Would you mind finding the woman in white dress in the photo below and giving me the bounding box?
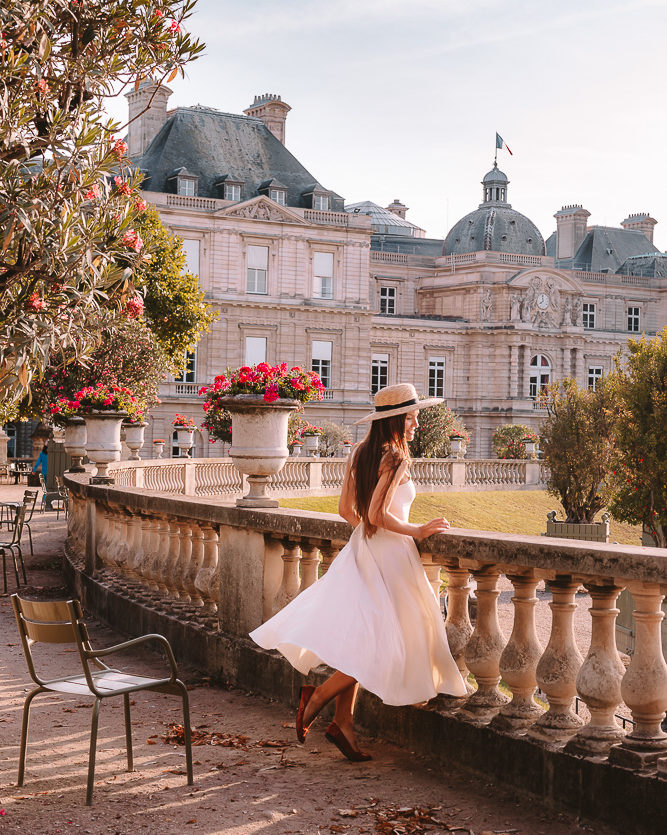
[250,383,467,761]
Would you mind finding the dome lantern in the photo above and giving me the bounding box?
[481,161,509,206]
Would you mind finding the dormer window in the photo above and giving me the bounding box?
[168,167,199,197]
[215,175,244,202]
[224,183,241,201]
[313,193,329,211]
[270,188,286,205]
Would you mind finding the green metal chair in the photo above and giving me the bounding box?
[1,505,26,593]
[11,595,194,805]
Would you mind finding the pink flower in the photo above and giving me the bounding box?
[198,386,208,397]
[169,19,181,31]
[27,292,46,312]
[256,362,270,374]
[114,176,132,196]
[124,296,144,319]
[121,229,143,252]
[84,183,100,200]
[264,383,279,403]
[36,78,48,94]
[112,139,128,160]
[290,378,305,391]
[134,198,147,212]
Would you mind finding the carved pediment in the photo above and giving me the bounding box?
[507,270,584,329]
[216,195,308,224]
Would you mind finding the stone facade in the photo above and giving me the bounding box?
[131,90,666,457]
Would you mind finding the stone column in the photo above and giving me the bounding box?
[609,583,667,768]
[123,514,143,583]
[165,520,184,599]
[196,524,220,620]
[420,551,443,602]
[509,344,518,398]
[528,577,584,743]
[492,573,544,732]
[443,562,475,694]
[299,541,320,591]
[273,539,301,615]
[319,542,340,574]
[185,523,205,607]
[462,568,510,720]
[566,583,626,756]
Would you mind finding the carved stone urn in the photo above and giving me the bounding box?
[449,435,467,459]
[123,421,147,461]
[83,412,127,484]
[303,433,320,456]
[216,395,299,507]
[63,417,87,473]
[175,428,195,457]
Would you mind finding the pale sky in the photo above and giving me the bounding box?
[108,0,667,249]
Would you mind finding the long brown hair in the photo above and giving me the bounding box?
[353,413,410,535]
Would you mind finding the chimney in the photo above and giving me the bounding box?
[244,93,291,144]
[553,204,590,261]
[125,80,172,158]
[621,213,657,244]
[386,198,408,219]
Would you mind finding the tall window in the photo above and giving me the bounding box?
[371,353,389,395]
[311,340,332,389]
[627,306,640,332]
[582,302,596,329]
[181,239,200,276]
[379,286,396,315]
[313,252,334,299]
[175,350,196,383]
[245,336,266,366]
[224,183,241,201]
[270,188,286,205]
[313,194,329,211]
[247,245,268,294]
[588,367,603,391]
[428,357,445,398]
[529,354,551,399]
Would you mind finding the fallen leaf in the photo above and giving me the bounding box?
[338,809,358,818]
[146,739,157,745]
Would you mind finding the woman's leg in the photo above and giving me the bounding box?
[303,670,356,727]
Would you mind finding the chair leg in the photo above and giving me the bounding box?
[10,545,20,588]
[86,698,102,806]
[1,548,7,595]
[123,693,133,772]
[16,543,27,584]
[25,522,33,556]
[18,688,43,786]
[177,681,194,785]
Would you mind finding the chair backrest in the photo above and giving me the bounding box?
[9,504,26,546]
[22,489,38,521]
[11,595,92,688]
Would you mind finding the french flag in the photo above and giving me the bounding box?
[496,132,513,155]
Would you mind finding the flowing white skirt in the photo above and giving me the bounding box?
[250,525,467,706]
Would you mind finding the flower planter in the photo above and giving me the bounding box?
[545,511,610,543]
[341,442,352,458]
[522,439,538,459]
[63,417,87,473]
[83,412,127,484]
[123,422,147,461]
[291,443,302,458]
[216,395,299,507]
[175,427,195,457]
[449,436,467,459]
[303,434,320,456]
[153,441,165,459]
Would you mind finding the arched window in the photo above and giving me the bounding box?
[529,354,551,399]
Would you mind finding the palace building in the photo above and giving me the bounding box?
[128,85,667,457]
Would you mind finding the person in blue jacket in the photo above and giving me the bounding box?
[32,444,48,480]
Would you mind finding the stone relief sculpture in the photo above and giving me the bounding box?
[480,289,493,321]
[509,293,521,322]
[561,295,572,326]
[225,198,300,223]
[572,297,582,326]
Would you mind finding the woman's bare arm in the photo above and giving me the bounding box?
[338,448,361,526]
[368,455,450,539]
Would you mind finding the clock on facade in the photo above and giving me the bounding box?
[537,292,549,309]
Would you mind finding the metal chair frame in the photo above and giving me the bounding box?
[1,505,26,593]
[1,489,38,555]
[11,595,194,805]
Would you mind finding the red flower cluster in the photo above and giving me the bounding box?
[124,296,144,319]
[134,197,147,212]
[172,414,196,429]
[84,183,100,200]
[49,383,142,426]
[27,292,46,312]
[122,229,143,252]
[112,139,128,160]
[114,176,132,196]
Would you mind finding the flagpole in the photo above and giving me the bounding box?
[494,133,498,164]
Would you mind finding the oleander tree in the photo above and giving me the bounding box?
[607,328,667,547]
[0,0,204,420]
[492,424,539,459]
[318,420,347,457]
[540,377,616,523]
[408,401,469,459]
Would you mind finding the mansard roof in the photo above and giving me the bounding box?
[572,226,659,273]
[136,105,344,209]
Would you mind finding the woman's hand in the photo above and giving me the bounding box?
[416,517,451,540]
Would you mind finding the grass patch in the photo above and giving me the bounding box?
[280,490,642,546]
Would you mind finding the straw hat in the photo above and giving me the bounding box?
[354,383,442,424]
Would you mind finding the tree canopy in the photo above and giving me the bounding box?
[0,0,203,413]
[492,424,539,459]
[408,401,469,459]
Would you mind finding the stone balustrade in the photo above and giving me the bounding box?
[110,456,545,497]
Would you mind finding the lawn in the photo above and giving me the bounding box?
[280,490,643,546]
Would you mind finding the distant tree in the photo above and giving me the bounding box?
[607,329,667,547]
[540,378,616,523]
[0,0,203,416]
[492,424,539,459]
[408,401,469,459]
[318,421,347,457]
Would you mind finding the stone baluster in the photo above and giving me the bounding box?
[566,582,626,756]
[609,583,667,769]
[443,561,475,694]
[164,520,185,599]
[319,542,340,574]
[273,539,301,615]
[492,572,544,732]
[95,506,112,570]
[299,540,320,591]
[135,514,155,590]
[124,514,143,582]
[185,523,205,607]
[528,577,584,743]
[112,510,131,576]
[146,517,170,596]
[195,524,219,619]
[462,568,510,720]
[420,550,443,602]
[176,521,193,602]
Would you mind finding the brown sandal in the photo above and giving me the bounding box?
[296,685,316,743]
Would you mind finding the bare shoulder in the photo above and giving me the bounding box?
[378,447,407,476]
